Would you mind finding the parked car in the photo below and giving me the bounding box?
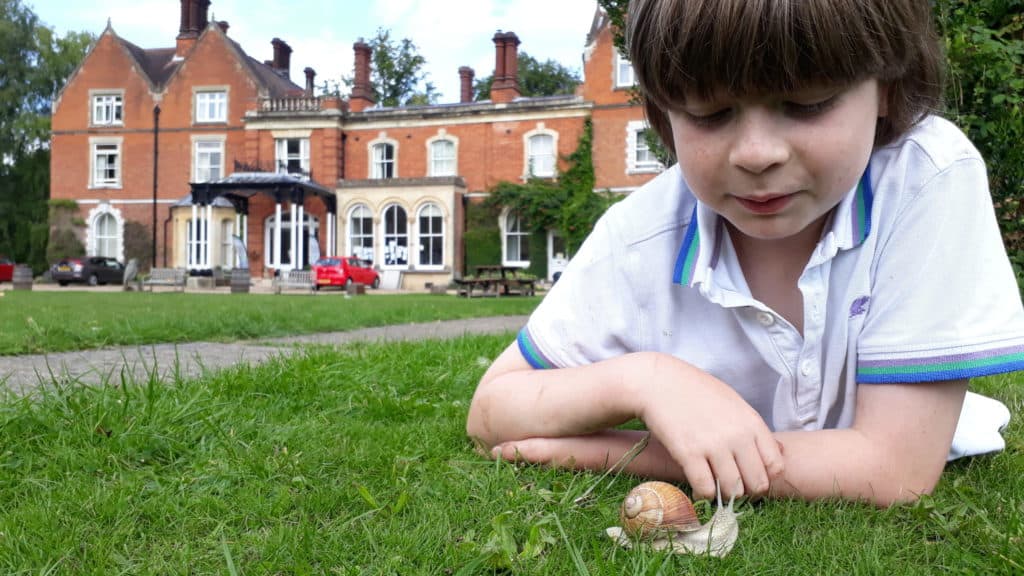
[312,256,380,290]
[0,257,13,282]
[51,256,125,286]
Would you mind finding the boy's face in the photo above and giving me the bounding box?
[667,79,886,242]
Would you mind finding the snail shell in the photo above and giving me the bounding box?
[620,481,701,538]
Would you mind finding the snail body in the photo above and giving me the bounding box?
[608,480,741,558]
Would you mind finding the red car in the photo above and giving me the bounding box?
[0,257,13,282]
[313,256,381,290]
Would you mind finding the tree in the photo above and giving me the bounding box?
[0,0,93,272]
[473,52,581,101]
[329,28,438,107]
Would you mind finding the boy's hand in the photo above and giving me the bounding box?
[638,354,784,500]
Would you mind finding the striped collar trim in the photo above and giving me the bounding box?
[672,165,874,287]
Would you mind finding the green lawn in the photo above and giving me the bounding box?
[0,293,1021,573]
[0,291,537,355]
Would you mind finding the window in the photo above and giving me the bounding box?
[348,205,374,262]
[527,134,555,178]
[95,213,118,258]
[615,53,635,88]
[417,203,444,268]
[372,143,395,179]
[429,139,456,176]
[92,94,123,126]
[626,120,663,174]
[382,204,408,267]
[193,140,224,182]
[195,91,227,123]
[504,211,529,265]
[91,141,121,187]
[276,138,310,177]
[220,219,234,267]
[186,219,208,268]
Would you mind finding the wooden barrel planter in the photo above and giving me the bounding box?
[12,265,32,291]
[230,268,251,294]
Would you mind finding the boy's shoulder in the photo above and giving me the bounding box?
[602,164,696,247]
[876,114,982,174]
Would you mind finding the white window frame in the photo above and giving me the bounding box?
[416,203,445,270]
[89,137,123,188]
[192,136,225,183]
[369,137,398,179]
[194,89,228,123]
[86,204,124,261]
[186,218,208,268]
[625,120,664,174]
[90,90,124,126]
[347,204,375,262]
[220,219,234,268]
[501,209,530,267]
[275,138,310,177]
[615,53,635,88]
[381,203,409,269]
[523,126,558,179]
[426,133,458,177]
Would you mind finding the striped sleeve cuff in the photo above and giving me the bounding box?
[517,327,556,369]
[857,344,1024,383]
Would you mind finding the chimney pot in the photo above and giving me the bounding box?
[490,31,521,103]
[271,38,293,80]
[350,40,375,111]
[304,67,316,96]
[458,66,475,103]
[218,20,229,34]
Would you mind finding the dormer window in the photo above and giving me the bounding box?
[91,92,123,126]
[615,53,635,88]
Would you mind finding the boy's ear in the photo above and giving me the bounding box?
[878,82,890,118]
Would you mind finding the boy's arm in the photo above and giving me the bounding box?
[466,341,784,499]
[768,379,967,506]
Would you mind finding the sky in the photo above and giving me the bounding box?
[27,0,602,103]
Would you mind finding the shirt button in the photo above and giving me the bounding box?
[757,312,775,326]
[800,360,814,376]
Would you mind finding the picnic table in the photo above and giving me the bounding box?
[455,265,536,298]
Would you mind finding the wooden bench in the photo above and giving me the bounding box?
[273,270,315,294]
[143,268,186,292]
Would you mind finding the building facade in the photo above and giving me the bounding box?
[49,0,662,288]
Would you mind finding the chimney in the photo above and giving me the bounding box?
[176,0,199,57]
[490,32,521,103]
[196,0,210,30]
[350,39,375,112]
[304,67,316,97]
[217,20,229,34]
[271,38,293,80]
[458,66,474,103]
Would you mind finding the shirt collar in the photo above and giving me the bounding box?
[672,164,874,287]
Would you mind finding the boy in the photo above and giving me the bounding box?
[466,0,1024,507]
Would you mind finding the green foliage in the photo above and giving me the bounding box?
[123,220,154,272]
[486,120,622,255]
[473,51,581,101]
[463,201,502,274]
[332,27,438,107]
[935,1,1024,283]
[46,200,84,265]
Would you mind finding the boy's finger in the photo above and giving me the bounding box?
[708,456,745,500]
[756,434,785,480]
[734,444,771,497]
[681,457,717,500]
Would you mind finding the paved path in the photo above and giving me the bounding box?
[0,316,529,396]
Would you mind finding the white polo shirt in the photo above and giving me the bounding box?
[518,115,1024,437]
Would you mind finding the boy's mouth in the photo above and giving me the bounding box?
[734,193,794,215]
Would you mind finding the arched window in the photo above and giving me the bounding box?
[429,139,456,176]
[95,213,118,258]
[526,133,555,177]
[348,204,375,262]
[417,203,444,268]
[503,211,529,266]
[372,143,395,179]
[382,204,408,267]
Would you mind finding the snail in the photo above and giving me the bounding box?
[605,479,741,558]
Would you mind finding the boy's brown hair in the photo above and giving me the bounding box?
[626,0,944,157]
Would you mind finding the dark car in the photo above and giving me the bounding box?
[51,256,125,286]
[0,257,13,282]
[312,256,381,290]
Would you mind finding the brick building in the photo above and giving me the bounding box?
[50,0,662,288]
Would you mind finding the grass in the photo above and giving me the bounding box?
[0,291,538,355]
[0,332,1021,574]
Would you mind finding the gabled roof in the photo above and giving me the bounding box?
[118,39,180,88]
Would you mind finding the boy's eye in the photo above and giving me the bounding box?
[783,95,838,118]
[682,108,733,128]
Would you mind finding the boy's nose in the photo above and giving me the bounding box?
[728,114,790,174]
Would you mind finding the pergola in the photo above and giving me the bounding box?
[188,172,337,273]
